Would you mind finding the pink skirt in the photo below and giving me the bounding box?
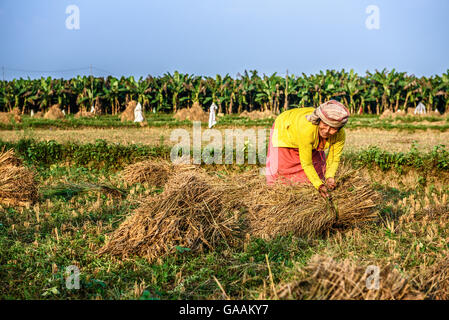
[265,123,326,185]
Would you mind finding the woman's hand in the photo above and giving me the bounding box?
[318,184,329,198]
[325,177,336,190]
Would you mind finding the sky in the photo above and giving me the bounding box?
[0,0,448,80]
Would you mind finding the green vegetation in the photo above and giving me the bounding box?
[348,144,449,172]
[1,139,448,173]
[1,69,448,115]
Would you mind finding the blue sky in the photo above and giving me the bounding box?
[0,0,448,80]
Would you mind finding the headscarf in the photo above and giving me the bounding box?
[306,100,350,128]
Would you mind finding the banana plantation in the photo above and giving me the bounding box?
[1,69,448,115]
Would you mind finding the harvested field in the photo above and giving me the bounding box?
[1,115,449,301]
[276,255,423,300]
[1,127,448,152]
[1,145,449,300]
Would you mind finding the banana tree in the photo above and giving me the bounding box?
[150,78,168,112]
[36,77,54,113]
[434,70,449,112]
[102,77,123,115]
[126,76,152,111]
[189,76,206,106]
[166,71,188,113]
[256,73,278,112]
[203,76,220,110]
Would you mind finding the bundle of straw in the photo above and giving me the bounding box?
[44,104,65,120]
[0,112,21,125]
[122,160,171,187]
[120,101,137,122]
[277,255,423,300]
[173,102,209,122]
[0,149,38,206]
[99,170,242,262]
[244,165,380,239]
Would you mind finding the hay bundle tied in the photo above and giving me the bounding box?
[277,255,423,300]
[245,166,380,239]
[120,100,137,122]
[0,149,38,206]
[0,112,11,125]
[44,104,65,120]
[99,170,242,262]
[122,160,171,187]
[122,159,198,187]
[174,102,209,122]
[0,111,22,124]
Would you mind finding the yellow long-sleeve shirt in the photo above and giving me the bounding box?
[271,107,346,189]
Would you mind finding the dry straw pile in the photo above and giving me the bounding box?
[0,108,22,125]
[44,104,65,120]
[120,100,138,122]
[120,100,147,126]
[99,170,242,262]
[33,111,44,118]
[121,159,198,187]
[243,165,380,239]
[0,149,38,207]
[276,255,423,300]
[174,102,209,122]
[75,110,95,118]
[122,160,172,187]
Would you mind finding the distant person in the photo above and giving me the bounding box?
[265,100,350,198]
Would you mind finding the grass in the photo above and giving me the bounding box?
[1,138,448,175]
[1,147,449,299]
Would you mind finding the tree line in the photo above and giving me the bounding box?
[0,69,448,115]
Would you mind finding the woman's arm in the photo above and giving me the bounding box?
[297,130,324,189]
[325,129,346,180]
